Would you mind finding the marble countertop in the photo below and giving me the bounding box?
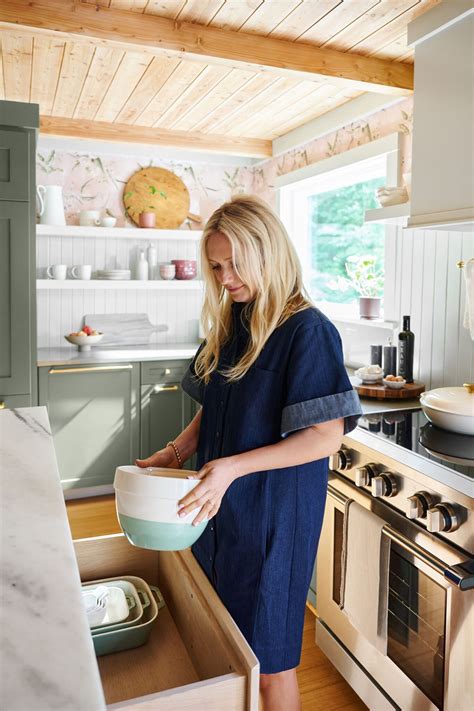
[0,407,106,710]
[37,342,201,366]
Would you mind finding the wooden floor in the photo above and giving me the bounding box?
[66,495,366,711]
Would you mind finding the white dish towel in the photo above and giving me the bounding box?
[463,259,474,340]
[339,500,391,654]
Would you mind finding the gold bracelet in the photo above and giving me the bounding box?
[166,440,183,468]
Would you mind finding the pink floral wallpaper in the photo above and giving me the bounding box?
[36,96,413,224]
[249,96,413,207]
[36,151,252,228]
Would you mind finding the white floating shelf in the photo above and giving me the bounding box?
[36,224,202,241]
[364,202,410,225]
[37,279,204,290]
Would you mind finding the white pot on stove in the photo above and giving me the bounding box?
[419,385,474,436]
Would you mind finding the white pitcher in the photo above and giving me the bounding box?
[36,185,66,226]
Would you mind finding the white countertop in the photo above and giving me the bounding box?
[37,342,201,366]
[0,407,106,710]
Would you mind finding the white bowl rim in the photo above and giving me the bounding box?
[420,398,474,417]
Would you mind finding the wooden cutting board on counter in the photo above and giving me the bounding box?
[355,381,425,400]
[84,314,168,346]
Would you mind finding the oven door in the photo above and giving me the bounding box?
[317,474,474,711]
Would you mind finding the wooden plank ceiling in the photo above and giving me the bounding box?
[0,0,440,156]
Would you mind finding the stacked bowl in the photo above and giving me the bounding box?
[171,259,197,280]
[114,465,208,551]
[81,576,165,656]
[376,186,409,207]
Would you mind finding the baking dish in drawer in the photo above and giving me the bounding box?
[74,534,259,710]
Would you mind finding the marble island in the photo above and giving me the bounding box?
[0,407,105,710]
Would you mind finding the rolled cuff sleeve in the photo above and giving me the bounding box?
[181,368,204,405]
[281,389,362,438]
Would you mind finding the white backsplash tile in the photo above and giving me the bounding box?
[36,234,202,347]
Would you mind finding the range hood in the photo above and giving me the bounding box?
[407,1,474,232]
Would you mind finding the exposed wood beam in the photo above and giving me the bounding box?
[39,115,272,158]
[0,0,413,95]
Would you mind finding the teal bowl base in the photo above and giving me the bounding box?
[118,514,207,551]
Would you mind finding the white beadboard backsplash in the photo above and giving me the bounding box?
[36,234,202,347]
[382,227,473,389]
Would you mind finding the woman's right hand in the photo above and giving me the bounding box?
[135,446,178,469]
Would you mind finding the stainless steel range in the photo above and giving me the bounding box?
[316,408,474,711]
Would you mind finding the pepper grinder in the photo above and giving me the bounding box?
[383,339,397,377]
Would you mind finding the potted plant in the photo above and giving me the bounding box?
[329,255,384,319]
[123,185,167,228]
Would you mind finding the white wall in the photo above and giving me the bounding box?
[36,234,202,348]
[384,225,473,389]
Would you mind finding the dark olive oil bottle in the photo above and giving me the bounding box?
[398,315,414,383]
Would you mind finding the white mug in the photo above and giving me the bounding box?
[47,264,67,280]
[79,210,101,226]
[71,265,92,280]
[100,216,117,228]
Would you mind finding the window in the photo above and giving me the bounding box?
[276,135,398,319]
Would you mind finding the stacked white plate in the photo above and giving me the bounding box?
[97,269,131,280]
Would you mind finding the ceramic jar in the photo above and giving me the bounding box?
[159,263,176,280]
[171,260,197,280]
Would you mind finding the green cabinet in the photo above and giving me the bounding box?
[38,363,140,490]
[0,101,39,410]
[0,202,32,396]
[0,127,30,200]
[140,359,196,470]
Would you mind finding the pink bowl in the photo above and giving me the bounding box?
[172,259,197,280]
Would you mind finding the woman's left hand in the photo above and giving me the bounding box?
[177,457,240,526]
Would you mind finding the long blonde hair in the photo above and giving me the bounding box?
[195,194,312,383]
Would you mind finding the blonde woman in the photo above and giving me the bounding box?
[136,195,362,711]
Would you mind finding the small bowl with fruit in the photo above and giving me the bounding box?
[65,325,103,351]
[383,374,407,389]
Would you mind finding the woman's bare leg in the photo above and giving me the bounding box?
[259,668,301,711]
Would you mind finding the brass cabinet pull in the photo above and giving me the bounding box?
[153,384,179,393]
[49,364,134,374]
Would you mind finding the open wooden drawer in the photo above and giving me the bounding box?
[74,534,259,710]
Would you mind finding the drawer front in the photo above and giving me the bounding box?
[73,536,259,710]
[141,359,190,385]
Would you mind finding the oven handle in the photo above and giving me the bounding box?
[328,485,474,591]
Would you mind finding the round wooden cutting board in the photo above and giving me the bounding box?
[355,381,425,400]
[123,167,190,229]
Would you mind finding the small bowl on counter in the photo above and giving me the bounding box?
[383,376,407,389]
[114,465,208,551]
[420,385,474,435]
[64,332,103,351]
[354,365,384,384]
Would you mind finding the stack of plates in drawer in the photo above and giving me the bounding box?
[96,270,131,280]
[81,576,165,656]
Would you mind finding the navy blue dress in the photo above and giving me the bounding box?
[182,303,361,674]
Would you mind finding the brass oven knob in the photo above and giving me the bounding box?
[427,504,460,533]
[329,448,353,472]
[406,491,435,519]
[371,473,398,498]
[355,464,377,487]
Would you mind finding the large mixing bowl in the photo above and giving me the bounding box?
[419,385,474,435]
[114,466,207,551]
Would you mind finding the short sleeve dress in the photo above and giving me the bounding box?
[182,303,362,674]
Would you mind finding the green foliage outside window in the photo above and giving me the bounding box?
[308,176,385,303]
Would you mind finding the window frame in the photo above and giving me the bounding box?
[276,133,402,323]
